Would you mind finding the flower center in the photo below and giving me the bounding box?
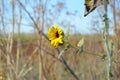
[56,31,59,38]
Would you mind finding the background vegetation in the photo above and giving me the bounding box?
[0,0,120,80]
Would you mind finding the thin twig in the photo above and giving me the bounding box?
[17,0,80,80]
[57,49,80,80]
[17,0,48,40]
[16,3,22,79]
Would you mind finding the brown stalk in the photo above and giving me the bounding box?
[17,0,80,80]
[1,0,5,33]
[16,3,22,78]
[6,0,15,80]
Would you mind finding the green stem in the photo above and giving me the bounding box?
[103,0,113,80]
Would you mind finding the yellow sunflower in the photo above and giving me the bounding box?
[48,24,64,47]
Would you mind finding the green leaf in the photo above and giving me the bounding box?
[58,43,70,59]
[101,54,107,60]
[76,38,84,54]
[76,46,84,55]
[65,27,70,40]
[77,38,84,47]
[109,72,113,77]
[108,40,114,53]
[58,50,65,59]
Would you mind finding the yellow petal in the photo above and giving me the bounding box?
[48,24,64,47]
[56,24,59,29]
[58,28,63,34]
[59,39,63,44]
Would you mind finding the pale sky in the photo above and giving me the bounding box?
[1,0,114,34]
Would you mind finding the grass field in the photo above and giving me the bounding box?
[1,33,120,80]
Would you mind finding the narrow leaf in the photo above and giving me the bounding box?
[77,38,84,47]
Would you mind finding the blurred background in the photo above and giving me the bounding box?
[0,0,120,80]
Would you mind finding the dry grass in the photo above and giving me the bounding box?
[0,0,120,80]
[1,33,120,80]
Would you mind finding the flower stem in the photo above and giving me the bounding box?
[103,0,113,80]
[57,49,80,80]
